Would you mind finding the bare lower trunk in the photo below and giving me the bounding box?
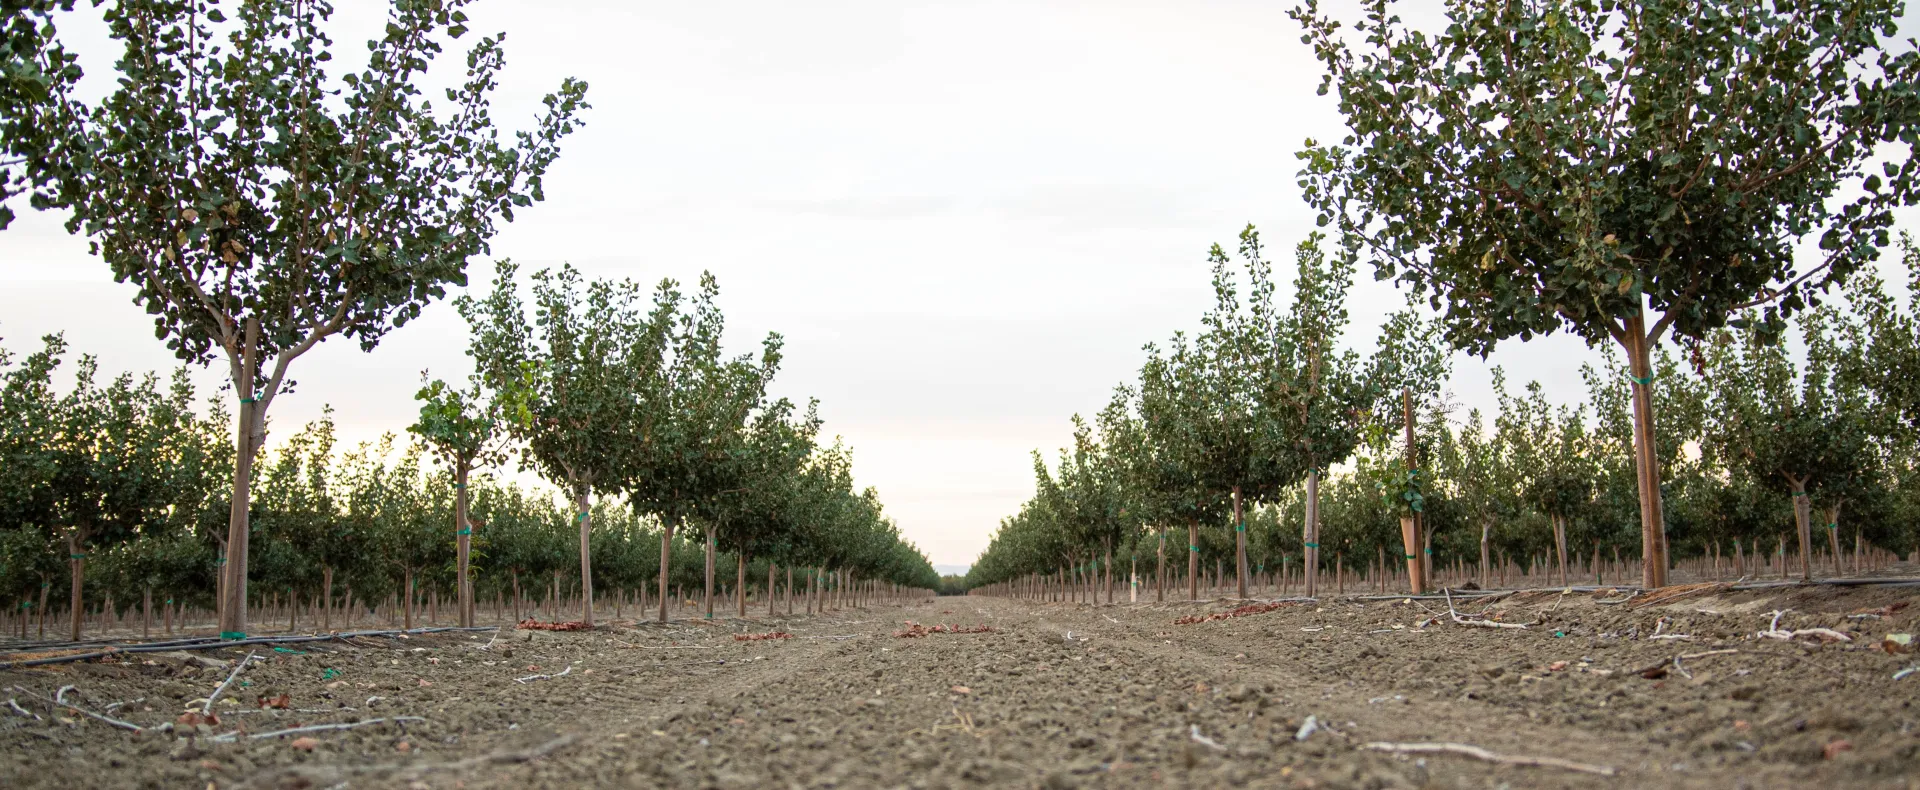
[1552,513,1570,589]
[1824,504,1843,577]
[575,489,595,627]
[657,521,674,623]
[221,319,261,638]
[1155,530,1166,603]
[1479,517,1492,589]
[1231,486,1248,599]
[404,568,416,630]
[1621,309,1668,588]
[66,531,86,641]
[456,465,473,627]
[1790,478,1812,581]
[703,526,716,620]
[1304,470,1322,597]
[1187,517,1200,600]
[1400,515,1420,594]
[738,552,748,618]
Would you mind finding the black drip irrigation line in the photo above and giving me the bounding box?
[1338,576,1920,602]
[0,625,499,670]
[0,634,234,656]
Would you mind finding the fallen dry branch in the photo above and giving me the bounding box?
[207,715,426,743]
[1173,601,1299,626]
[11,686,143,732]
[733,631,793,641]
[893,622,997,638]
[1443,589,1528,630]
[514,665,574,684]
[516,619,591,632]
[204,651,259,714]
[1361,741,1616,776]
[1188,723,1227,751]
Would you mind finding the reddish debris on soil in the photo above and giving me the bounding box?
[516,618,591,631]
[734,631,794,641]
[893,621,997,638]
[256,693,292,709]
[1174,601,1299,625]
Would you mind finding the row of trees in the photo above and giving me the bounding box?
[966,0,1920,595]
[1,316,940,639]
[966,228,1920,599]
[0,0,938,641]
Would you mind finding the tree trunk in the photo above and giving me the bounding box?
[1479,517,1492,589]
[1104,540,1115,604]
[1620,309,1668,588]
[1824,504,1843,577]
[1232,485,1248,599]
[703,525,716,620]
[786,566,794,615]
[456,464,473,627]
[768,561,777,617]
[1790,478,1813,581]
[1552,513,1570,589]
[141,586,152,639]
[658,520,674,623]
[321,565,334,631]
[1187,517,1200,600]
[221,317,261,638]
[1155,530,1166,603]
[738,552,748,618]
[574,488,594,627]
[66,530,86,641]
[1305,469,1322,597]
[404,567,416,630]
[1399,515,1421,595]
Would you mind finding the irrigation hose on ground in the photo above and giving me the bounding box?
[0,625,500,670]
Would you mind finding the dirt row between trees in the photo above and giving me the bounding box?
[1,581,1916,789]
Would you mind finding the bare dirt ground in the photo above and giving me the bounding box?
[2,581,1917,789]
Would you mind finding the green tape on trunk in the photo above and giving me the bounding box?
[457,528,471,535]
[220,631,247,640]
[1304,542,1319,549]
[1626,374,1653,386]
[1189,545,1199,552]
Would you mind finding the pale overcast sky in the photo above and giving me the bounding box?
[3,2,1914,570]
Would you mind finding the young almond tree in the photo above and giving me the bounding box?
[707,398,818,618]
[1135,338,1224,600]
[34,0,587,636]
[1706,310,1876,580]
[410,367,530,626]
[1194,226,1312,599]
[1502,383,1595,589]
[1296,0,1920,587]
[462,262,665,628]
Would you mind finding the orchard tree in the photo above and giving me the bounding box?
[1706,310,1876,580]
[410,366,530,626]
[1364,307,1451,592]
[463,262,669,627]
[1194,226,1309,599]
[34,0,587,636]
[1261,232,1375,596]
[1502,382,1595,589]
[1134,340,1223,600]
[1296,0,1920,587]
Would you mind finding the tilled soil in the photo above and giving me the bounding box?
[2,584,1918,789]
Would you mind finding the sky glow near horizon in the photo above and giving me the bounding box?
[3,1,1916,570]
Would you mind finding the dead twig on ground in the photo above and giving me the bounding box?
[1188,724,1227,751]
[1362,741,1615,775]
[205,651,258,714]
[207,715,425,743]
[514,665,573,684]
[1444,589,1528,630]
[11,686,143,732]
